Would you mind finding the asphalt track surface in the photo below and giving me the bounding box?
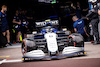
[0,42,100,67]
[0,58,100,67]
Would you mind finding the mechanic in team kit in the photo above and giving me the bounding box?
[21,13,29,39]
[72,16,89,41]
[0,5,11,46]
[12,10,21,43]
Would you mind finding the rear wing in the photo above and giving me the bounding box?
[35,20,59,27]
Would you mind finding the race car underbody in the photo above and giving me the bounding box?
[21,20,86,61]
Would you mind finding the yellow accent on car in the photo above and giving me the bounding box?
[45,19,50,22]
[57,31,60,33]
[84,52,86,54]
[22,58,24,60]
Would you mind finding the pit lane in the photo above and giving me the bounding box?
[0,42,100,67]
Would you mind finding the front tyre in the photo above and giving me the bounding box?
[21,39,27,62]
[22,42,26,55]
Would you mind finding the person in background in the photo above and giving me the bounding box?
[0,5,12,46]
[72,16,89,41]
[86,3,100,44]
[21,18,29,39]
[71,2,82,19]
[12,10,21,43]
[98,0,100,15]
[71,2,89,19]
[21,10,29,39]
[26,10,36,32]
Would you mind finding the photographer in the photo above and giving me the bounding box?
[86,1,100,44]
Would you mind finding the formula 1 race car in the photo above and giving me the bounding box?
[21,19,86,61]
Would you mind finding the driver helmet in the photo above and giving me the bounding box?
[45,23,52,27]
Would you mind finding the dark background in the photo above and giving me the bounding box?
[0,0,89,30]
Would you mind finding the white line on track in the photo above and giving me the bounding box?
[0,59,22,64]
[0,59,6,64]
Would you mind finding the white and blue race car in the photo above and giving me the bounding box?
[21,20,86,61]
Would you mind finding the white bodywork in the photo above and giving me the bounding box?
[62,47,84,54]
[24,50,45,57]
[45,33,58,52]
[24,33,84,58]
[24,47,84,58]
